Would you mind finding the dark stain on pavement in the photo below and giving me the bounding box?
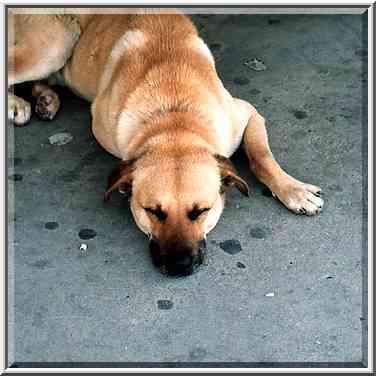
[249,227,266,239]
[292,109,308,119]
[233,76,250,86]
[249,88,261,96]
[79,228,97,240]
[355,48,367,58]
[236,261,246,269]
[45,221,59,230]
[9,173,23,181]
[157,300,173,310]
[219,239,242,255]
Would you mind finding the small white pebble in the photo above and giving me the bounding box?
[265,292,275,297]
[316,340,321,345]
[79,243,88,251]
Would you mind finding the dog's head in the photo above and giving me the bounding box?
[104,149,249,276]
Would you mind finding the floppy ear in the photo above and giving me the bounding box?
[215,154,250,197]
[104,159,137,202]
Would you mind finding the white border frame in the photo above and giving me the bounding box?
[0,0,373,373]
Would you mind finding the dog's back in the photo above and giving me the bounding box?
[63,13,201,101]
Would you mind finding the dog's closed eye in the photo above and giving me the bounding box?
[188,207,210,221]
[144,206,168,221]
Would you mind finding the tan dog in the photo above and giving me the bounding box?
[8,11,324,276]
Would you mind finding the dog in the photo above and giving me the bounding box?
[8,10,324,276]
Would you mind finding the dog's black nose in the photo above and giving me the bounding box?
[149,239,207,277]
[165,251,194,277]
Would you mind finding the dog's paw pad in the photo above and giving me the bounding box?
[35,91,60,121]
[8,97,31,126]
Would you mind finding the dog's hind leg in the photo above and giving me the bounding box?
[8,14,81,125]
[8,44,36,125]
[31,82,61,121]
[236,98,324,216]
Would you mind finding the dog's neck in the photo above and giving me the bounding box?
[122,110,219,160]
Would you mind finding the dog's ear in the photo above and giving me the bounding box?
[104,158,137,201]
[215,154,250,197]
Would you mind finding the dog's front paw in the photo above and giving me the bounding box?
[8,94,31,126]
[271,175,324,216]
[35,90,60,120]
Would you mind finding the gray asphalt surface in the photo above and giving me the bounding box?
[7,13,367,366]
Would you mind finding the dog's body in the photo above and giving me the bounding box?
[59,13,247,160]
[8,11,324,276]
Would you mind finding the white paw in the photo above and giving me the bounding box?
[272,177,324,216]
[8,94,31,126]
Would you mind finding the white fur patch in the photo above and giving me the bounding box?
[204,97,251,158]
[205,193,224,234]
[97,29,147,94]
[210,107,235,157]
[189,36,215,66]
[115,92,162,158]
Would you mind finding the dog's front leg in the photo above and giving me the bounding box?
[238,99,324,215]
[8,91,31,126]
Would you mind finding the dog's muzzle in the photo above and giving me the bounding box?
[149,239,206,277]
